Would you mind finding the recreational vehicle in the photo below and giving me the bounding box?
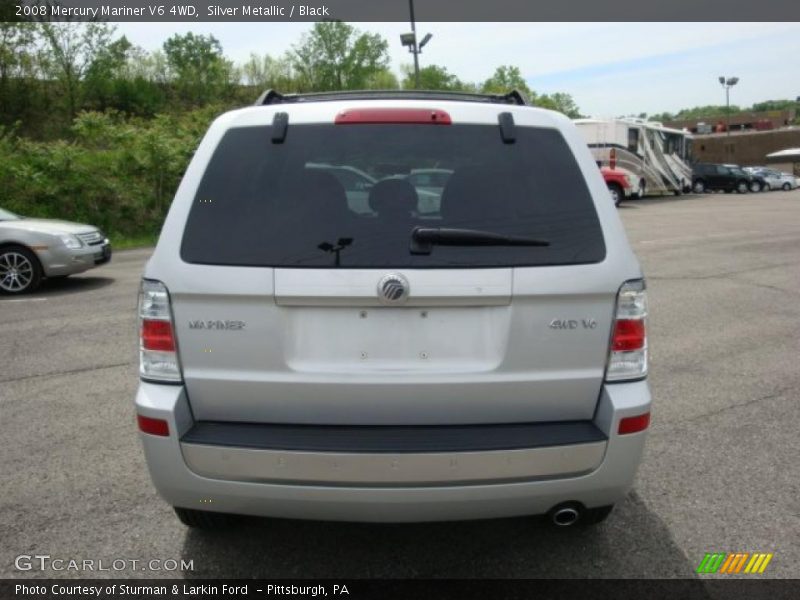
[575,118,693,197]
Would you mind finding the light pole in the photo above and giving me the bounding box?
[400,0,432,88]
[718,76,739,136]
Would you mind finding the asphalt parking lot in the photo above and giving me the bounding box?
[2,190,799,580]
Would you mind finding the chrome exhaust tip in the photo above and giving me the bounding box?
[549,503,582,527]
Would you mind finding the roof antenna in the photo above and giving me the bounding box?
[255,89,284,105]
[505,90,527,105]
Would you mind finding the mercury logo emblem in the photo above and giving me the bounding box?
[377,273,409,304]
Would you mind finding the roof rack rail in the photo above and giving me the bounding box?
[254,89,528,107]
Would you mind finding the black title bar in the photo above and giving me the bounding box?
[4,579,800,600]
[10,0,800,22]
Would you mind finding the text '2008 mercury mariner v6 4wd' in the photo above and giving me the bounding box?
[134,90,651,529]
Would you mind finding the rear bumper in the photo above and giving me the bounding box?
[135,381,651,522]
[180,420,607,486]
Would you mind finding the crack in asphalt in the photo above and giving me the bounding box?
[727,277,798,297]
[656,385,797,429]
[0,361,132,385]
[647,260,800,282]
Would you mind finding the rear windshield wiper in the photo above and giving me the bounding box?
[410,227,550,255]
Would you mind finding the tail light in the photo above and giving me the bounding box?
[138,279,182,383]
[618,413,650,435]
[606,280,647,382]
[137,414,170,437]
[609,147,617,170]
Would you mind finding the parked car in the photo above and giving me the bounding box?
[135,90,651,529]
[308,163,443,215]
[406,168,453,196]
[405,168,453,213]
[692,163,753,194]
[722,164,764,192]
[743,167,798,191]
[306,163,377,214]
[0,208,111,294]
[600,166,633,207]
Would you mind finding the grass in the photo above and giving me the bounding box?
[110,232,158,250]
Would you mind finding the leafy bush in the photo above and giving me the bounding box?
[0,106,224,240]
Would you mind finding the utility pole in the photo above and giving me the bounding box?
[718,76,739,137]
[400,0,432,89]
[409,0,420,89]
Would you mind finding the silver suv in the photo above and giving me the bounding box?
[135,91,651,529]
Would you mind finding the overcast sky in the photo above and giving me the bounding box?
[115,22,800,117]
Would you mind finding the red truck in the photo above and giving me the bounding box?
[600,166,632,207]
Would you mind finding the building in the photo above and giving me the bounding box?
[666,109,797,134]
[690,128,800,169]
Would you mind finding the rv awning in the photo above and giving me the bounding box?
[766,147,800,159]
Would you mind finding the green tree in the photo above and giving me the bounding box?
[751,99,798,113]
[83,36,132,110]
[241,52,297,91]
[481,65,533,99]
[673,105,741,120]
[163,32,234,104]
[0,23,37,125]
[129,49,171,86]
[401,64,465,91]
[650,111,674,122]
[541,92,582,118]
[481,66,581,117]
[39,22,116,120]
[364,68,399,90]
[290,21,389,91]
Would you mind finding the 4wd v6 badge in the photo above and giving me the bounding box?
[549,319,597,330]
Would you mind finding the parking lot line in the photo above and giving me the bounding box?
[0,297,47,303]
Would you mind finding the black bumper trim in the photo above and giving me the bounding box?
[181,420,607,454]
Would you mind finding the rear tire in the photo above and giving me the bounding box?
[750,181,762,193]
[737,181,748,194]
[692,179,706,194]
[174,507,236,529]
[607,183,623,207]
[783,183,792,191]
[0,245,43,294]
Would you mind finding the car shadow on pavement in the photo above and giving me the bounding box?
[180,490,701,579]
[31,276,115,296]
[628,194,715,207]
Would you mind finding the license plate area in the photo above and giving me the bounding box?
[283,306,510,373]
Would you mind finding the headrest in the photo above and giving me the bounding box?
[368,178,418,217]
[298,169,349,218]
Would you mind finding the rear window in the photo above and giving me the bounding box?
[181,122,606,268]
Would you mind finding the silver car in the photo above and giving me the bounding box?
[135,91,651,529]
[744,167,798,191]
[0,208,111,294]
